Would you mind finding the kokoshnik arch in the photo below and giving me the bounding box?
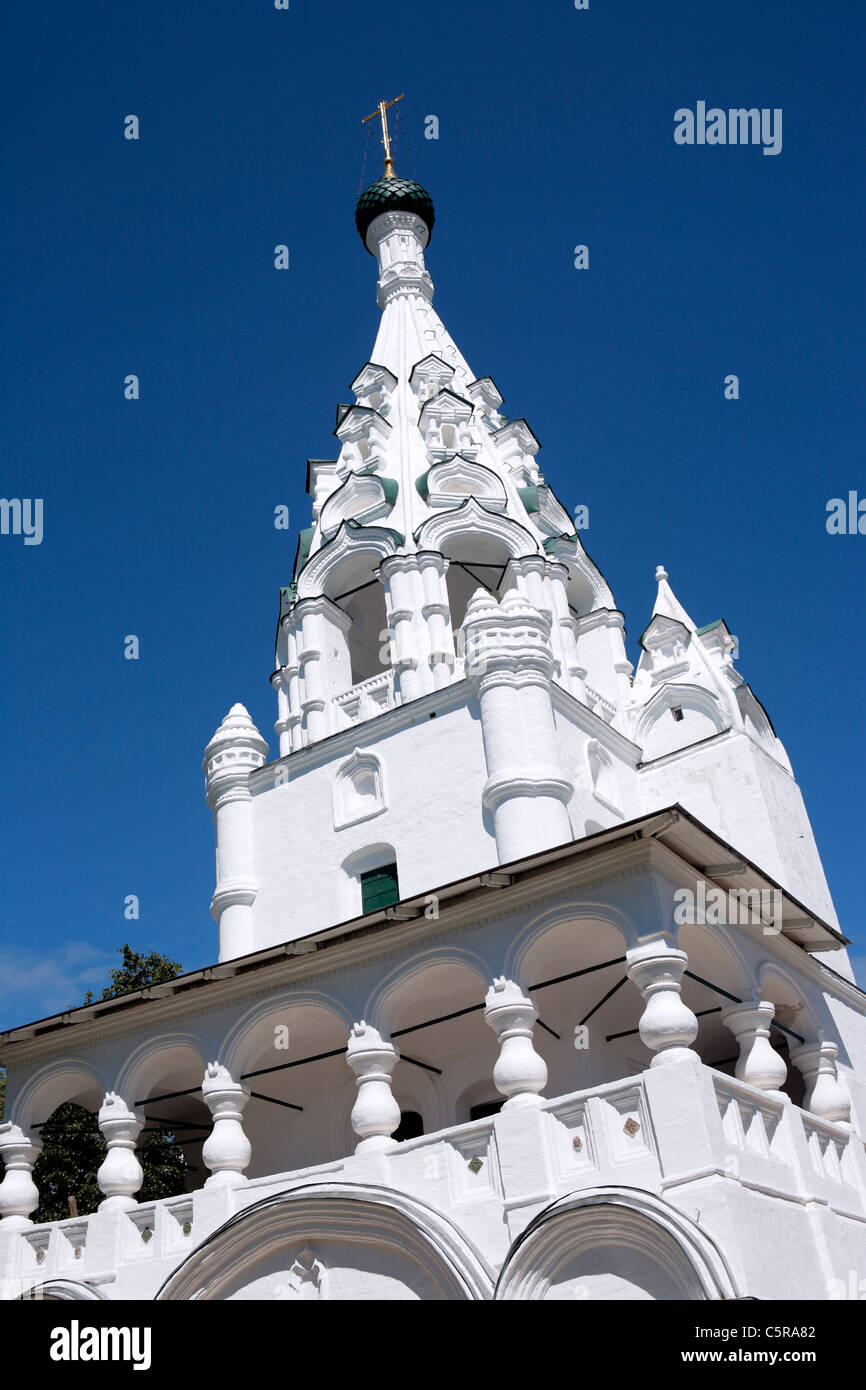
[1,102,865,1303]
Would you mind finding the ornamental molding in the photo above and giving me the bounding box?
[482,770,573,811]
[415,497,540,558]
[295,521,402,601]
[366,209,431,248]
[155,1182,494,1301]
[319,471,396,539]
[422,456,507,512]
[572,606,626,635]
[494,1187,740,1300]
[332,748,387,832]
[634,682,728,747]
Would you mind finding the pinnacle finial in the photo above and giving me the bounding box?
[362,94,404,178]
[655,565,669,583]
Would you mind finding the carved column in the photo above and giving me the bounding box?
[545,560,586,698]
[96,1093,144,1211]
[346,1022,401,1152]
[418,551,455,688]
[381,555,428,703]
[626,943,700,1067]
[573,607,633,707]
[720,1001,788,1100]
[0,1123,42,1230]
[790,1040,851,1125]
[201,1062,252,1187]
[273,629,303,757]
[484,976,548,1106]
[285,626,303,751]
[296,596,352,743]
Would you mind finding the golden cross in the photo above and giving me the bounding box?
[362,94,404,178]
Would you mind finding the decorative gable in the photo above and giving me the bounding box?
[636,683,729,762]
[492,419,541,480]
[334,405,392,475]
[417,388,477,460]
[417,456,507,511]
[409,353,456,403]
[351,362,398,417]
[519,483,574,537]
[319,472,398,539]
[465,376,505,424]
[639,615,692,682]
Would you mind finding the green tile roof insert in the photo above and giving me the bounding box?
[518,485,541,514]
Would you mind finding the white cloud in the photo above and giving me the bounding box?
[0,940,117,1028]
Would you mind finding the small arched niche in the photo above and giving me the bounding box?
[587,739,622,815]
[333,750,386,831]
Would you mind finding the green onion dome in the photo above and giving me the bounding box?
[355,177,435,251]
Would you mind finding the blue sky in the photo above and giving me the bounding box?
[2,0,864,1026]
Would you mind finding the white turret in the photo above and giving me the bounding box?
[203,704,268,960]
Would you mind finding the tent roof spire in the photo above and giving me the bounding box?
[652,564,697,631]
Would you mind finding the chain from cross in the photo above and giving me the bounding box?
[362,94,404,178]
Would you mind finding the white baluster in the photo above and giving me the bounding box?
[626,943,699,1067]
[201,1062,252,1187]
[346,1022,400,1151]
[96,1092,144,1210]
[0,1123,42,1230]
[790,1040,851,1125]
[484,977,548,1106]
[721,1001,788,1099]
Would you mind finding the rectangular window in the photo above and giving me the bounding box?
[360,862,399,914]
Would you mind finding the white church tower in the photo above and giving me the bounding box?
[204,119,845,975]
[2,106,864,1303]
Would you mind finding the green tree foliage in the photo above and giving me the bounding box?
[82,942,183,1004]
[34,1103,105,1222]
[3,946,189,1221]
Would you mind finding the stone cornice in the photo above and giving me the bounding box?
[573,607,627,636]
[550,681,641,764]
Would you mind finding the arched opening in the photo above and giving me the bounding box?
[496,1190,737,1300]
[394,1110,424,1142]
[373,956,493,1131]
[511,913,632,1095]
[759,971,812,1107]
[127,1050,210,1197]
[8,1067,104,1224]
[156,1185,494,1301]
[676,924,753,1077]
[342,582,389,687]
[470,1099,503,1122]
[228,1000,353,1175]
[32,1102,105,1223]
[442,534,514,644]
